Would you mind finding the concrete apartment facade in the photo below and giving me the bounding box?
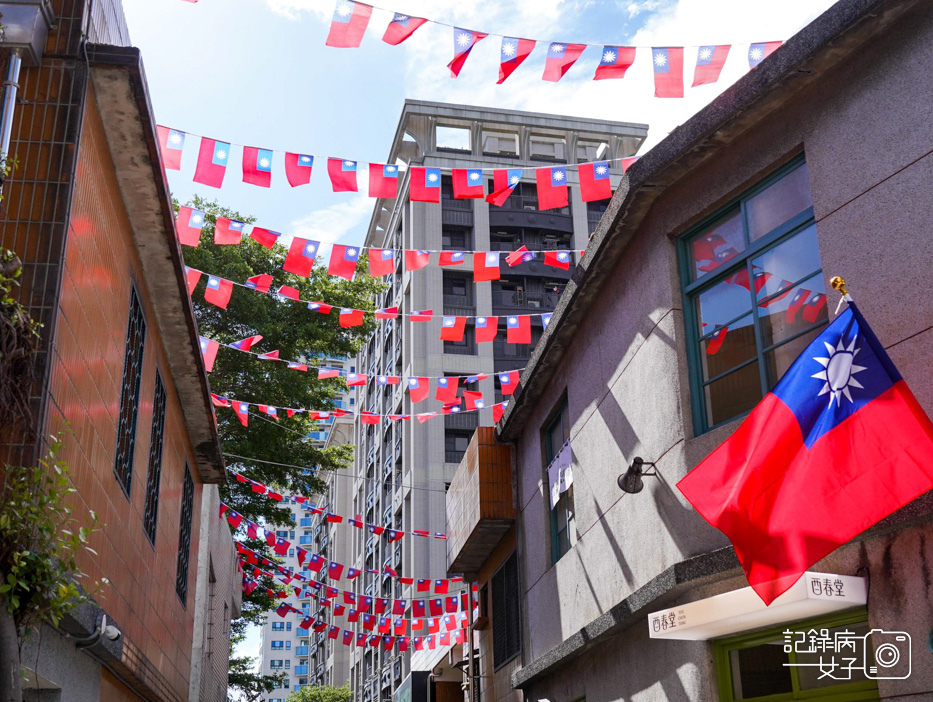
[490,1,933,702]
[342,102,647,702]
[0,2,240,697]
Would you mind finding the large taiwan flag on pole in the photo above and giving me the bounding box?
[678,301,933,605]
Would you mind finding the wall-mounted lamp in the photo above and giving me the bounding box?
[618,457,658,494]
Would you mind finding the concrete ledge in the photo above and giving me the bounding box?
[511,548,741,690]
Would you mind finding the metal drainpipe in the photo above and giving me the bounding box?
[0,48,23,182]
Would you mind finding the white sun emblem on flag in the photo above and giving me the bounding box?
[169,132,182,145]
[336,3,352,17]
[553,170,565,181]
[300,155,311,163]
[502,42,516,57]
[509,317,517,324]
[387,166,396,172]
[749,47,763,61]
[654,52,667,67]
[259,157,270,168]
[595,165,608,175]
[215,148,227,161]
[811,337,867,407]
[344,160,355,167]
[602,50,616,63]
[469,171,480,181]
[509,175,520,184]
[348,248,357,256]
[551,43,565,53]
[477,317,486,324]
[427,172,438,182]
[457,32,472,48]
[558,252,568,260]
[699,47,712,61]
[395,14,408,21]
[191,214,203,224]
[444,319,454,326]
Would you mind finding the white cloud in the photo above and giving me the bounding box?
[626,1,663,19]
[286,195,374,247]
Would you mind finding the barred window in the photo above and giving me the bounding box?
[114,288,146,496]
[143,372,167,545]
[175,464,194,605]
[491,552,521,669]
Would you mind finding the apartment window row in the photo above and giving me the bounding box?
[436,123,608,163]
[540,157,823,567]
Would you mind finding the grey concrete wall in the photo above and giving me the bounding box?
[20,623,102,701]
[511,3,933,701]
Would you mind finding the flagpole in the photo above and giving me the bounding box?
[830,276,853,314]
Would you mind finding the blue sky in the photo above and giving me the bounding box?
[122,0,836,683]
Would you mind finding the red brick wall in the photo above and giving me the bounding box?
[42,83,203,700]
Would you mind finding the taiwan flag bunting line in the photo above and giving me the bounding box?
[224,499,453,558]
[498,37,535,83]
[543,42,586,82]
[325,0,372,48]
[448,28,486,78]
[156,126,185,170]
[186,265,555,330]
[196,327,527,382]
[382,12,428,45]
[678,300,933,605]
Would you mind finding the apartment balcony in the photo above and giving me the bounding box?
[488,196,572,230]
[295,665,309,676]
[296,646,309,656]
[491,289,562,313]
[443,294,475,317]
[444,412,478,432]
[504,256,575,281]
[446,427,515,573]
[300,518,313,527]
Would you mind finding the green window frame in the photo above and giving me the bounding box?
[713,610,879,702]
[543,400,575,564]
[679,157,827,435]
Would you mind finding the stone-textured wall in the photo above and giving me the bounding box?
[513,2,933,700]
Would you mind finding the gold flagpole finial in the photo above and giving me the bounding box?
[830,276,849,297]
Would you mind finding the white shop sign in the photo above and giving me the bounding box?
[648,572,867,641]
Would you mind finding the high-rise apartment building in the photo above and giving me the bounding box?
[258,357,354,701]
[337,101,648,702]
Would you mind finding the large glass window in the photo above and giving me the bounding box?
[544,401,575,563]
[713,611,879,701]
[681,160,825,433]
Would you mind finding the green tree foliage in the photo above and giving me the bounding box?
[180,197,384,699]
[287,683,353,702]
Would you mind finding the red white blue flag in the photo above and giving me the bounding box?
[473,251,500,282]
[475,316,498,343]
[652,47,684,98]
[327,158,358,192]
[369,163,400,198]
[536,166,568,210]
[214,217,245,245]
[748,41,782,68]
[579,161,612,202]
[368,248,396,277]
[193,137,230,188]
[410,167,441,202]
[284,153,314,187]
[382,12,427,45]
[487,169,523,207]
[692,45,730,86]
[678,304,933,604]
[199,337,219,372]
[283,237,319,277]
[157,126,185,170]
[593,46,636,80]
[326,1,372,48]
[498,37,535,84]
[328,244,360,280]
[543,42,586,82]
[448,28,487,78]
[242,146,273,187]
[175,206,204,247]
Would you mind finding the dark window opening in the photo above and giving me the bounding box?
[492,552,521,668]
[176,464,195,605]
[143,371,167,545]
[114,288,146,497]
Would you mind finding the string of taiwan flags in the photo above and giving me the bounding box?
[161,125,635,203]
[177,0,783,98]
